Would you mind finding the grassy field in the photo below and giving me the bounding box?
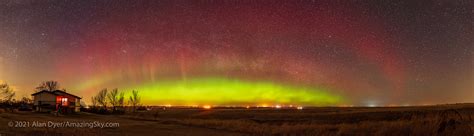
[1,104,473,136]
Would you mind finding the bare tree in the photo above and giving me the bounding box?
[107,88,119,112]
[0,83,15,101]
[20,96,33,104]
[0,83,15,112]
[118,91,125,110]
[91,96,98,108]
[96,88,108,109]
[129,90,141,112]
[35,81,60,92]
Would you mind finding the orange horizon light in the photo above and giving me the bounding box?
[203,105,212,109]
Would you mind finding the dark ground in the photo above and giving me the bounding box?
[1,104,473,136]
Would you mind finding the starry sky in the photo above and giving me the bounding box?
[0,0,472,106]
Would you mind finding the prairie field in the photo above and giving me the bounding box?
[0,104,473,136]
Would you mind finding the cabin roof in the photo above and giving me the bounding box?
[31,90,82,99]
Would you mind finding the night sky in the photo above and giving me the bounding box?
[0,0,472,106]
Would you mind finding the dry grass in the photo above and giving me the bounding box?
[1,104,473,135]
[128,104,474,135]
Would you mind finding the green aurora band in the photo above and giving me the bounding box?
[127,77,344,106]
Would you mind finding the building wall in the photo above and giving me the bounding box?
[54,92,81,112]
[33,91,82,112]
[56,95,76,106]
[75,98,81,112]
[33,92,56,106]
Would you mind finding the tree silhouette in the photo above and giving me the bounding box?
[0,83,16,112]
[20,96,33,104]
[106,88,126,113]
[35,81,60,92]
[91,96,98,108]
[118,91,125,110]
[96,88,108,109]
[107,88,119,112]
[129,90,141,112]
[0,83,15,101]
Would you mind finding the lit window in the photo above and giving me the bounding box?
[61,98,68,106]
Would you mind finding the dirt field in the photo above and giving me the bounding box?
[1,104,473,136]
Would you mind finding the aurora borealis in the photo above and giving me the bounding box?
[0,0,472,106]
[129,77,342,106]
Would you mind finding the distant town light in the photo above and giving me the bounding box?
[275,105,282,109]
[366,100,378,107]
[203,105,212,109]
[297,106,303,110]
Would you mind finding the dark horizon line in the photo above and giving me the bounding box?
[86,103,474,108]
